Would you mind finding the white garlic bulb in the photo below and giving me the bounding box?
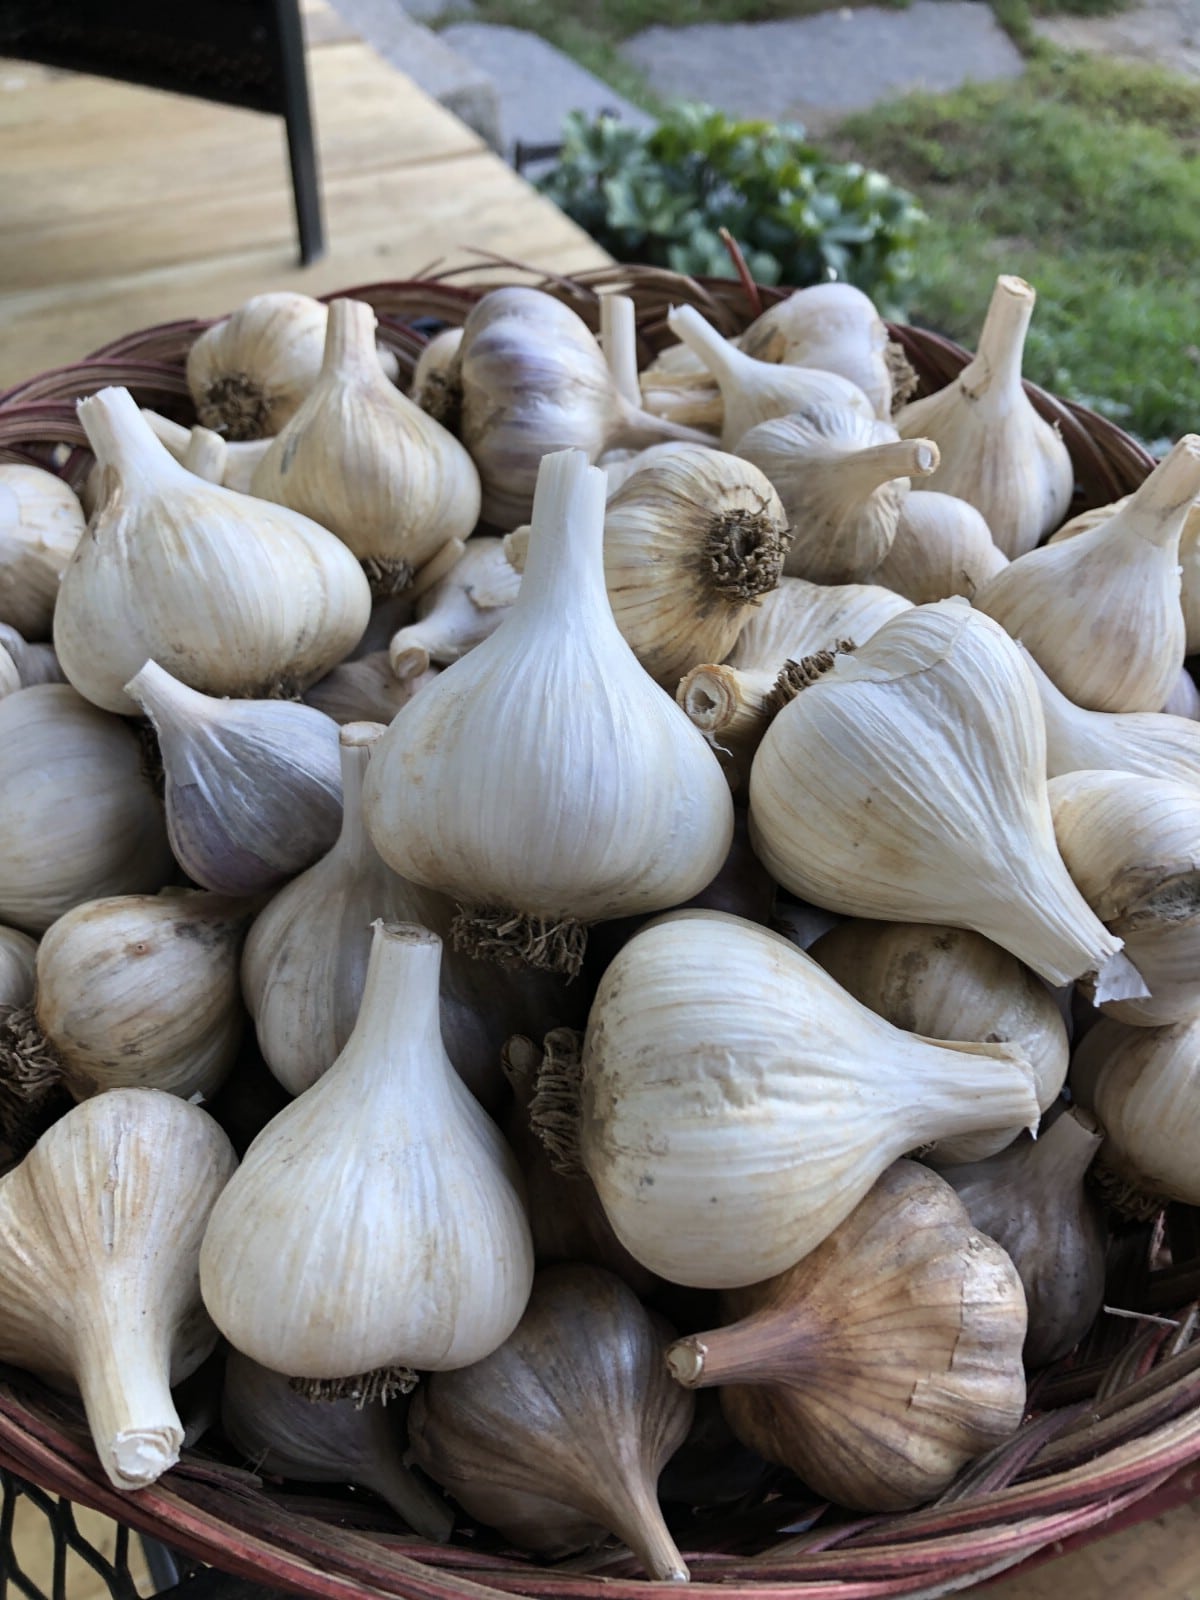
[388,537,520,680]
[737,406,939,582]
[1164,667,1200,720]
[895,276,1074,557]
[410,326,464,418]
[739,282,893,418]
[125,660,342,897]
[0,926,36,1011]
[0,641,18,700]
[252,300,482,596]
[577,910,1039,1288]
[0,624,64,689]
[0,463,85,640]
[874,490,1008,603]
[976,435,1200,713]
[304,651,440,726]
[363,449,733,977]
[749,600,1144,999]
[200,922,534,1379]
[55,388,371,715]
[0,684,173,935]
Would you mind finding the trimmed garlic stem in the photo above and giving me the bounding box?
[1041,1104,1105,1181]
[666,1312,816,1391]
[1116,435,1200,549]
[677,664,775,742]
[183,426,228,484]
[322,299,378,380]
[961,275,1035,403]
[604,1481,689,1583]
[667,304,746,393]
[76,1319,182,1489]
[821,438,939,501]
[125,657,210,725]
[78,387,182,484]
[334,721,385,857]
[601,295,641,408]
[511,449,609,623]
[390,630,436,680]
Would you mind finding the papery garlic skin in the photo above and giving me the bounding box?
[0,624,65,689]
[55,388,370,716]
[126,660,343,898]
[895,276,1074,557]
[0,1088,236,1489]
[730,575,911,677]
[580,910,1040,1289]
[1082,1015,1200,1210]
[389,537,520,679]
[0,926,36,1010]
[304,652,439,725]
[201,923,534,1378]
[1163,668,1200,721]
[874,490,1008,603]
[0,464,85,640]
[0,684,173,935]
[811,921,1068,1163]
[411,326,464,419]
[976,436,1200,713]
[138,409,272,495]
[749,599,1139,998]
[739,283,893,419]
[666,1161,1027,1511]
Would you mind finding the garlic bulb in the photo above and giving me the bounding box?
[0,641,18,700]
[409,1265,692,1579]
[411,326,464,423]
[0,463,85,639]
[895,276,1074,557]
[667,304,874,449]
[976,436,1200,713]
[456,288,708,529]
[56,388,370,715]
[1077,1016,1200,1213]
[0,1088,235,1488]
[388,537,520,679]
[874,490,1008,603]
[738,407,938,583]
[0,927,35,1010]
[221,1351,453,1539]
[599,440,698,496]
[665,1160,1026,1510]
[811,921,1069,1163]
[126,660,342,897]
[0,624,64,688]
[576,909,1039,1289]
[1164,668,1200,720]
[942,1107,1107,1367]
[637,347,724,435]
[1049,768,1200,1025]
[187,293,330,438]
[2,891,248,1103]
[304,652,439,725]
[739,282,893,419]
[252,300,481,595]
[363,450,733,978]
[0,684,172,935]
[749,600,1143,999]
[1025,647,1200,788]
[200,922,534,1380]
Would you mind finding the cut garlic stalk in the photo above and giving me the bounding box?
[388,537,520,680]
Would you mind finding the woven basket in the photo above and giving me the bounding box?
[0,262,1196,1600]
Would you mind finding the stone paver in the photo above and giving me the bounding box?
[620,0,1024,131]
[1034,0,1200,76]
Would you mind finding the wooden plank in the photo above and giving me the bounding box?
[973,1498,1200,1596]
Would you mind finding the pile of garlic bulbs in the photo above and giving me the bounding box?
[0,274,1196,1573]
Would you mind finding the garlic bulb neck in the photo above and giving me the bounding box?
[81,386,185,487]
[823,436,938,502]
[76,1318,181,1488]
[667,1313,814,1390]
[357,921,444,1078]
[1039,1102,1105,1181]
[678,664,776,742]
[182,427,228,484]
[513,450,609,622]
[322,297,381,379]
[1103,434,1200,550]
[961,274,1034,404]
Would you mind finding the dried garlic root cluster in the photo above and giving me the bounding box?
[0,273,1194,1575]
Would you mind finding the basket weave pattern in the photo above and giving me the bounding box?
[0,264,1193,1600]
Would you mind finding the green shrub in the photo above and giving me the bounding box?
[536,103,926,312]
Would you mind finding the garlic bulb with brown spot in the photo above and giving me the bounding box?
[0,1088,236,1489]
[665,1160,1026,1511]
[125,660,343,898]
[0,684,173,935]
[389,537,520,680]
[409,1265,693,1579]
[810,921,1069,1164]
[0,463,85,640]
[55,388,370,715]
[895,276,1074,557]
[976,435,1200,713]
[941,1107,1107,1367]
[739,282,893,418]
[738,405,939,582]
[410,326,464,426]
[874,490,1008,603]
[252,300,481,597]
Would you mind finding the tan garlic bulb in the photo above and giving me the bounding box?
[388,537,520,679]
[410,326,464,421]
[576,910,1039,1289]
[942,1107,1107,1367]
[55,388,370,715]
[738,406,939,583]
[221,1351,453,1539]
[252,301,481,596]
[304,652,439,725]
[976,436,1200,713]
[811,921,1069,1164]
[665,1161,1026,1511]
[0,624,64,688]
[1,892,248,1103]
[0,926,36,1010]
[749,600,1142,999]
[409,1265,693,1580]
[187,292,330,438]
[0,684,173,935]
[0,463,85,640]
[1077,1016,1200,1213]
[895,276,1074,557]
[1024,647,1200,788]
[1049,768,1200,1025]
[874,490,1008,603]
[200,923,534,1381]
[362,450,733,978]
[0,1088,236,1488]
[126,660,342,897]
[739,282,893,418]
[456,288,707,529]
[667,304,874,449]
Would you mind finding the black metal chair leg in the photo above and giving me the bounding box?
[270,0,326,266]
